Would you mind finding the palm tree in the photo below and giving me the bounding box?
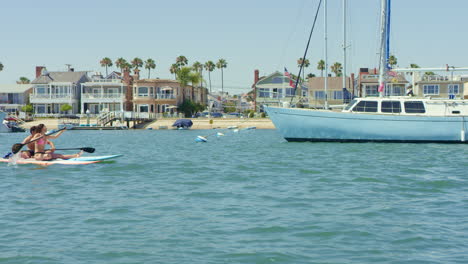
[122,62,133,73]
[388,55,397,68]
[176,55,188,70]
[192,61,203,87]
[176,67,192,87]
[17,77,30,84]
[330,62,343,77]
[100,57,113,76]
[204,61,215,93]
[115,58,128,73]
[297,57,310,82]
[216,59,227,93]
[408,63,420,76]
[144,59,156,79]
[170,64,178,80]
[131,57,143,71]
[317,60,325,77]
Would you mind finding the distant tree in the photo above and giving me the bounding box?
[60,104,72,113]
[331,62,343,77]
[297,57,310,82]
[317,60,325,77]
[410,63,420,69]
[0,62,3,72]
[216,59,228,93]
[21,104,33,113]
[424,71,435,76]
[115,58,128,73]
[388,55,397,68]
[100,57,113,76]
[170,63,178,79]
[144,59,156,79]
[131,57,143,71]
[176,67,193,87]
[192,61,203,87]
[307,73,316,79]
[178,99,204,117]
[17,77,30,84]
[204,61,216,93]
[176,55,188,70]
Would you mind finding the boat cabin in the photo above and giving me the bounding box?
[342,97,468,116]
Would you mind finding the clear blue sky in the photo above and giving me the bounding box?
[1,0,467,93]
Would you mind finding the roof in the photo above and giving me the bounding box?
[32,71,89,84]
[307,76,352,90]
[136,78,180,84]
[255,71,307,89]
[0,84,33,93]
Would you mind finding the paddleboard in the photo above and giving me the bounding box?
[0,155,122,166]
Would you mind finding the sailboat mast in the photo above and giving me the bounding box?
[342,0,347,97]
[378,0,388,97]
[324,0,329,109]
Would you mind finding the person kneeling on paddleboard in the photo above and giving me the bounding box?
[31,124,82,161]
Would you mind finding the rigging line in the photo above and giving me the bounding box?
[290,0,323,105]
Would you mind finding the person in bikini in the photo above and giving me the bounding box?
[31,124,82,161]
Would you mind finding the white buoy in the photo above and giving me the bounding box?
[195,136,208,142]
[216,132,225,137]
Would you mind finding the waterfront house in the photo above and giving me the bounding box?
[80,73,126,114]
[307,76,353,107]
[30,66,90,115]
[133,79,182,114]
[253,70,309,110]
[414,74,465,99]
[357,67,408,97]
[0,84,33,113]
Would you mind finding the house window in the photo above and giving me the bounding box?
[423,85,439,95]
[36,104,46,113]
[353,101,378,112]
[138,87,149,97]
[404,101,426,113]
[139,104,149,112]
[302,88,308,97]
[258,88,270,98]
[381,101,401,113]
[365,85,379,96]
[333,91,343,100]
[448,84,459,94]
[272,88,282,98]
[314,91,325,99]
[285,88,295,97]
[36,85,47,94]
[384,85,404,96]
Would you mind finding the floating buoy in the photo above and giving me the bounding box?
[233,129,239,133]
[216,132,225,137]
[195,136,208,142]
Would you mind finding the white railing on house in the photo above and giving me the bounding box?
[30,94,74,100]
[82,93,125,99]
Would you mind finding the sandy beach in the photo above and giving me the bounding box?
[21,118,275,130]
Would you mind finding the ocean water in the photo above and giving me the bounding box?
[0,129,467,264]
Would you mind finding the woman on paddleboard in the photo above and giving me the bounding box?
[31,124,82,161]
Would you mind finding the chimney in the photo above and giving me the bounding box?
[254,69,259,84]
[36,66,45,78]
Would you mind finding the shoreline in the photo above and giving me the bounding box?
[20,118,275,130]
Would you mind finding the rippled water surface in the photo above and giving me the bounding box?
[1,129,467,263]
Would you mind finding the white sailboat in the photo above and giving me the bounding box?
[264,0,468,143]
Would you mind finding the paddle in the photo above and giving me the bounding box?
[11,127,66,154]
[49,147,95,153]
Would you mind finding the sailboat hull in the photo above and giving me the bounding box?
[265,106,468,143]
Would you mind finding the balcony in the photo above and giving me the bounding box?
[156,93,175,99]
[82,93,124,99]
[30,93,75,103]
